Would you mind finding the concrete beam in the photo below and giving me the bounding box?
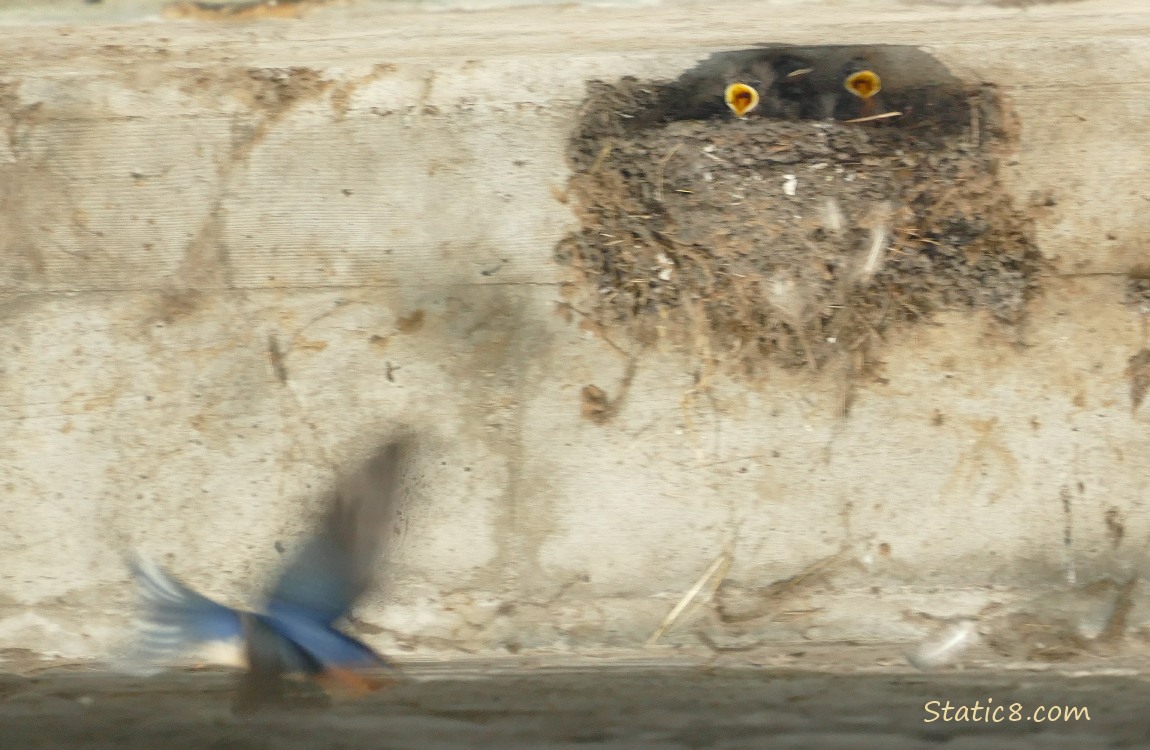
[0,0,1148,665]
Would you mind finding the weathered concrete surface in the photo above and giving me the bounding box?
[1,0,1149,669]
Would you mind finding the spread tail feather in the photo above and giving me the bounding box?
[113,554,244,675]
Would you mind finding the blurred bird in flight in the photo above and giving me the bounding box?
[120,437,411,713]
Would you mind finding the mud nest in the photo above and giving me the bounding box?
[557,65,1043,378]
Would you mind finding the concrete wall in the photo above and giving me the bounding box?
[1,0,1149,664]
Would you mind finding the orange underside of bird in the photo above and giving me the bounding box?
[315,667,400,699]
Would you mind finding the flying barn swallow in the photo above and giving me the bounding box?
[121,437,411,713]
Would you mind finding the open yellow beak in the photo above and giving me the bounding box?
[844,70,882,101]
[724,83,760,118]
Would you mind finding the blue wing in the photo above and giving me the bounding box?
[264,440,408,625]
[118,555,243,673]
[265,532,360,626]
[261,606,388,671]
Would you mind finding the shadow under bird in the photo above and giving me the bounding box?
[120,437,411,712]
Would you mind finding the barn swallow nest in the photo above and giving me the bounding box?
[557,75,1043,384]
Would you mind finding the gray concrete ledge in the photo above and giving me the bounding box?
[2,659,1147,748]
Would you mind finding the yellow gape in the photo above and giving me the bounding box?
[724,83,760,118]
[844,70,882,101]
